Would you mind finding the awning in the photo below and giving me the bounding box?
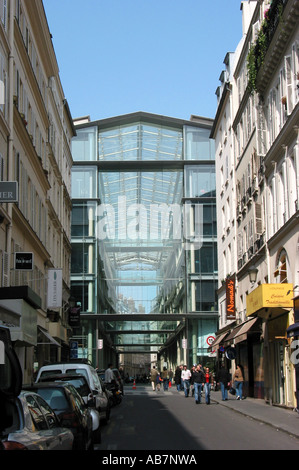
[37,326,61,347]
[234,317,259,344]
[223,324,243,345]
[209,331,229,350]
[287,323,299,338]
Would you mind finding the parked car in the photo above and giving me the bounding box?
[36,361,110,423]
[25,382,93,450]
[37,374,101,443]
[98,376,114,407]
[0,326,73,450]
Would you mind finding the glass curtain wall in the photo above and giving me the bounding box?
[71,116,218,364]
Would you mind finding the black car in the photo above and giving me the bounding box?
[26,382,93,450]
[37,373,101,444]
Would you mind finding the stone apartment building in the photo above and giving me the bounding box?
[212,0,299,408]
[0,0,74,383]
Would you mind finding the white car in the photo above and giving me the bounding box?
[0,326,73,450]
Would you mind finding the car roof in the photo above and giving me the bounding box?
[39,373,88,382]
[25,382,72,391]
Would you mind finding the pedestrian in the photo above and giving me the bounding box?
[181,365,191,397]
[168,369,173,388]
[156,371,162,391]
[161,366,169,391]
[174,366,182,391]
[192,364,205,404]
[216,365,230,401]
[150,366,159,391]
[190,365,196,397]
[104,363,114,384]
[204,367,213,404]
[233,364,244,400]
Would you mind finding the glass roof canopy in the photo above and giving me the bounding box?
[97,121,185,316]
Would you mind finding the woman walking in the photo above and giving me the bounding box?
[233,364,244,400]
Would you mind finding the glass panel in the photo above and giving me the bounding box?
[97,169,183,313]
[71,202,97,238]
[98,122,183,161]
[195,280,217,312]
[72,126,97,161]
[184,165,216,198]
[184,126,215,160]
[71,242,95,274]
[71,280,95,313]
[72,167,97,198]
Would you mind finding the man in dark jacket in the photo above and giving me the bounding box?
[192,364,205,404]
[217,366,231,401]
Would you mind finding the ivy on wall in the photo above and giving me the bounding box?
[247,0,285,94]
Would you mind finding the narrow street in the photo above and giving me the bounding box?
[97,385,299,451]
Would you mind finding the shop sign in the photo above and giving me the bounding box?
[226,275,236,320]
[0,182,18,203]
[15,252,33,270]
[68,306,81,327]
[47,269,62,308]
[246,283,293,317]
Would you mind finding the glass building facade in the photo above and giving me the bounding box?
[70,112,217,368]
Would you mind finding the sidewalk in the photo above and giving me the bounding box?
[210,390,299,439]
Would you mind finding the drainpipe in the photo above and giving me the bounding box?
[295,128,299,210]
[6,0,15,278]
[282,146,288,221]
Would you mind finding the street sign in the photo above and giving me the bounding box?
[0,182,18,203]
[225,347,237,360]
[70,340,78,359]
[15,252,33,270]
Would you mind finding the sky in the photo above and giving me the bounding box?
[43,0,243,123]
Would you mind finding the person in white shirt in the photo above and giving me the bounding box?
[105,363,114,383]
[181,365,191,397]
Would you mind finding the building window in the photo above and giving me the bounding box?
[184,126,215,160]
[71,127,97,161]
[274,251,288,283]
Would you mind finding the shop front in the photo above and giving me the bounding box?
[246,283,294,407]
[211,318,262,398]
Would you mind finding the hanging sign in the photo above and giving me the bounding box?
[47,269,62,308]
[225,347,237,360]
[15,252,33,270]
[226,275,236,320]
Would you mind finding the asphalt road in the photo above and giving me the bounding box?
[96,385,299,451]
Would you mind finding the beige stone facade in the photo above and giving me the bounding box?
[0,0,74,383]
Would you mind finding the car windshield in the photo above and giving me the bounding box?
[40,369,62,378]
[36,388,70,412]
[60,378,90,397]
[65,368,89,381]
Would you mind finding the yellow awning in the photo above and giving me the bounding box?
[246,284,293,317]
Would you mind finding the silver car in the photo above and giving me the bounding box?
[2,391,74,450]
[0,326,73,450]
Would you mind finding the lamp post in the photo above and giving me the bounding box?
[248,267,258,284]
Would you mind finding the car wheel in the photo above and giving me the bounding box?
[93,426,101,444]
[104,404,111,424]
